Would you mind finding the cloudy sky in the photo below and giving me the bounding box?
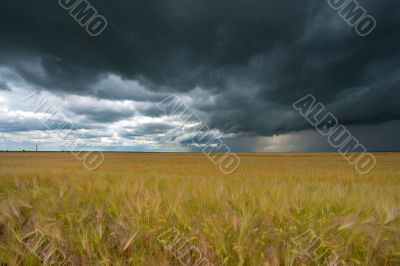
[0,0,399,152]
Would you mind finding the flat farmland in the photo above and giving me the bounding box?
[0,152,399,265]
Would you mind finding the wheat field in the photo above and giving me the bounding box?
[0,152,399,265]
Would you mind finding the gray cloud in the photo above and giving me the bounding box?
[0,0,399,151]
[0,81,10,91]
[119,123,175,138]
[69,106,135,123]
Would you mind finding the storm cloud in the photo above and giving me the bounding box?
[0,0,399,151]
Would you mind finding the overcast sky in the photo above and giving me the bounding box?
[0,0,399,152]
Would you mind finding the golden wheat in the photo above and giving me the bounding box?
[0,152,399,265]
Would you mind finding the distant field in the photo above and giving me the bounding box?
[0,152,399,265]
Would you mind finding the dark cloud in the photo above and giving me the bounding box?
[0,117,100,133]
[0,120,49,132]
[0,80,10,91]
[0,0,399,141]
[69,106,135,123]
[120,123,175,138]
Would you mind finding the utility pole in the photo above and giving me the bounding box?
[36,145,38,152]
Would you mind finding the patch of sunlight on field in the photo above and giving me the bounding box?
[0,152,399,265]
